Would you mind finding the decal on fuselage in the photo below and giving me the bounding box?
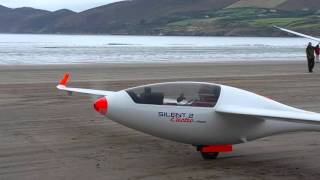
[158,112,194,123]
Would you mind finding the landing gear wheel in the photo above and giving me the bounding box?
[201,152,219,160]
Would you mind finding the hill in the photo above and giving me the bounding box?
[52,0,239,34]
[18,9,77,33]
[0,0,319,36]
[0,6,49,32]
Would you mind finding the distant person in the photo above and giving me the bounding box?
[315,44,320,63]
[306,42,315,73]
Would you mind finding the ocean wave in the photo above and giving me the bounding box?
[0,34,310,65]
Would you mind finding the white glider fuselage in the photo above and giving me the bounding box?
[104,83,320,145]
[57,74,320,159]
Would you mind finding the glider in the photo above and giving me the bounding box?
[57,73,320,159]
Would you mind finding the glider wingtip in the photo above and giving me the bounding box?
[59,73,70,86]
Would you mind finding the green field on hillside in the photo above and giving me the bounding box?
[227,0,286,9]
[160,7,320,36]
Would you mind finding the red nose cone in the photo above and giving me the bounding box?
[93,97,108,115]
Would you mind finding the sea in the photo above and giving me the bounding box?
[0,34,315,65]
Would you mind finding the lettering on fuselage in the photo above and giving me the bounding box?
[158,112,194,123]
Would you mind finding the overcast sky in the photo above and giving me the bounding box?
[0,0,125,12]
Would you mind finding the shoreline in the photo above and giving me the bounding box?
[0,32,306,38]
[0,59,306,68]
[0,61,310,85]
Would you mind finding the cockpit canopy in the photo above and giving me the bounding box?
[126,82,221,108]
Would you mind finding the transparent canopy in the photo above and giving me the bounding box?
[126,82,221,107]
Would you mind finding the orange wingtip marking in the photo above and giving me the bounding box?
[59,73,70,86]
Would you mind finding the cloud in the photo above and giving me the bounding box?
[0,0,124,12]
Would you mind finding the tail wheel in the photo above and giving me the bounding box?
[201,152,219,160]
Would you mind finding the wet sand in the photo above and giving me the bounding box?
[1,61,320,180]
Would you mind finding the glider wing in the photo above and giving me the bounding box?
[273,26,320,42]
[56,73,114,96]
[216,105,320,125]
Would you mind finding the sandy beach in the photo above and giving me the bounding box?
[1,61,320,180]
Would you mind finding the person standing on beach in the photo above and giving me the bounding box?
[306,42,315,73]
[315,44,320,63]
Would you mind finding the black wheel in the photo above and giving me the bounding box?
[201,152,219,160]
